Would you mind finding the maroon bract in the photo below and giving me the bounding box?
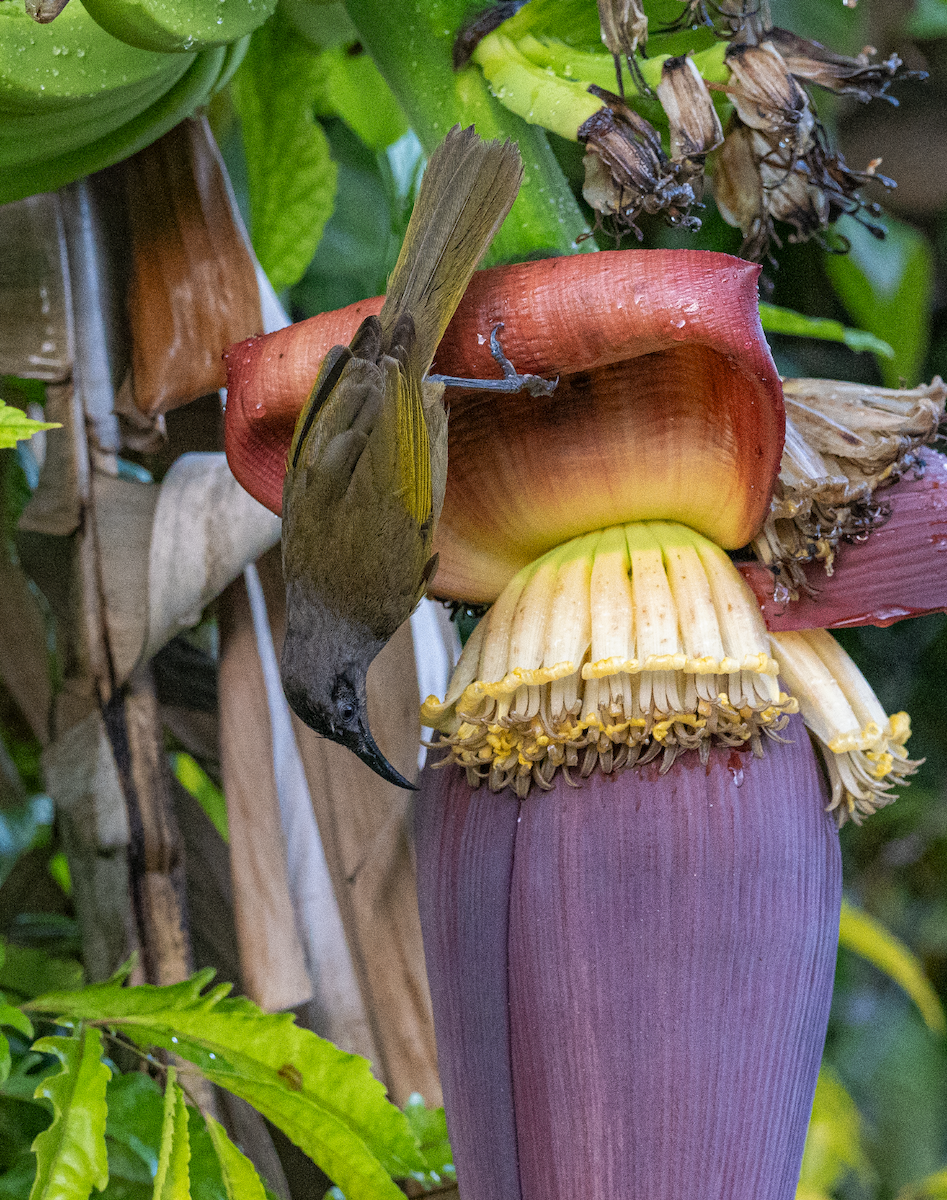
[416,727,841,1200]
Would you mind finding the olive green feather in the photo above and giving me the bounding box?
[280,126,522,787]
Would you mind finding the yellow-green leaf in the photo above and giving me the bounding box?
[172,754,228,844]
[205,1116,267,1200]
[798,1065,872,1197]
[758,303,894,358]
[318,45,408,149]
[29,1028,111,1200]
[898,1166,947,1199]
[26,973,424,1200]
[153,1069,191,1200]
[839,899,946,1034]
[0,399,60,450]
[230,9,338,292]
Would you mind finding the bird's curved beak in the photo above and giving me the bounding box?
[355,724,418,791]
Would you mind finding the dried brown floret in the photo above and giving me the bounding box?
[596,0,651,95]
[580,87,702,237]
[661,0,770,40]
[752,377,947,600]
[657,55,724,164]
[724,41,812,148]
[766,27,924,104]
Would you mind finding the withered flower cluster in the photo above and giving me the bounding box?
[579,64,720,239]
[583,0,920,258]
[754,376,947,600]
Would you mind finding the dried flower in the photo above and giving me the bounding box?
[579,88,702,237]
[752,377,946,600]
[767,27,922,105]
[661,0,770,40]
[597,0,649,93]
[656,54,724,164]
[724,41,812,145]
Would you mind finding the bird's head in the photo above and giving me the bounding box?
[280,611,417,791]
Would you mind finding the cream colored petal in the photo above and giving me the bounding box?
[768,629,860,746]
[589,524,635,668]
[627,522,683,665]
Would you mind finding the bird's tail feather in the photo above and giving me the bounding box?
[380,125,523,375]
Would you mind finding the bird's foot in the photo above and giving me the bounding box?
[427,324,558,397]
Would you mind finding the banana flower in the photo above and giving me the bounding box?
[225,248,946,1198]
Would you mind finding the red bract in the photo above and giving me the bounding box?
[224,249,785,598]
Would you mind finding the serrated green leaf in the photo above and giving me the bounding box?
[205,1117,266,1200]
[231,9,338,291]
[798,1065,871,1196]
[839,900,946,1034]
[153,1071,190,1200]
[29,1028,111,1200]
[825,214,933,387]
[898,1167,947,1199]
[27,976,423,1200]
[0,401,60,451]
[758,303,895,358]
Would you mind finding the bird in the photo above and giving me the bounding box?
[280,125,527,788]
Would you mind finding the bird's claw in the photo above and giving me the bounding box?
[427,324,558,397]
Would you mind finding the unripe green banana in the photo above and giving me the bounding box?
[0,2,239,203]
[78,0,276,53]
[0,2,183,112]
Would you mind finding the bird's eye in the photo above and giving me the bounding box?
[337,700,357,724]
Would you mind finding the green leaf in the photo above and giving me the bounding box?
[758,303,895,358]
[839,899,947,1034]
[27,974,423,1200]
[798,1065,872,1196]
[0,1002,33,1043]
[29,1028,111,1200]
[0,1156,40,1199]
[401,1095,454,1186]
[104,1073,165,1179]
[171,756,228,845]
[0,945,84,1003]
[205,1117,266,1200]
[318,46,409,150]
[898,1167,947,1199]
[824,214,934,387]
[0,1035,9,1089]
[230,9,339,291]
[904,0,947,39]
[0,401,60,451]
[153,1070,190,1200]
